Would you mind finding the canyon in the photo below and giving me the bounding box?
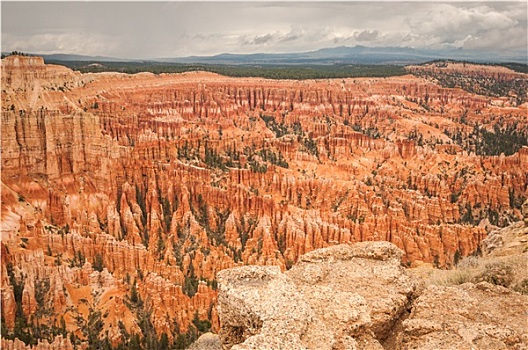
[1,55,527,348]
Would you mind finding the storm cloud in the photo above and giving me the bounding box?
[1,2,526,59]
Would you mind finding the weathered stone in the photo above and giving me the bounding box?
[480,221,528,257]
[288,242,416,347]
[188,332,222,350]
[398,282,528,349]
[217,265,333,350]
[217,242,417,349]
[522,199,528,226]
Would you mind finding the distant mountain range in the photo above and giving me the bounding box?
[159,46,526,65]
[4,46,527,65]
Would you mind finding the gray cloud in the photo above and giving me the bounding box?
[280,26,305,43]
[463,26,527,50]
[1,2,526,58]
[252,33,274,45]
[280,34,299,42]
[355,30,380,42]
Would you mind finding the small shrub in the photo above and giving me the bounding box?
[93,253,104,272]
[430,269,473,286]
[130,282,139,304]
[473,262,514,287]
[512,279,528,295]
[456,256,479,269]
[192,311,211,333]
[447,270,474,285]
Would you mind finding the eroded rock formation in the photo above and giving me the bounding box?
[1,55,527,347]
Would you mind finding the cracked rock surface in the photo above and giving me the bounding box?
[212,241,527,350]
[398,282,528,350]
[217,242,417,349]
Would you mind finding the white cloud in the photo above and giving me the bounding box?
[463,26,528,50]
[408,4,522,49]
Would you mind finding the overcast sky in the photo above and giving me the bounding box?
[1,1,527,59]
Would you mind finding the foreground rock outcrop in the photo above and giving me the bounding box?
[217,242,417,349]
[218,265,331,349]
[188,333,222,350]
[287,242,417,349]
[214,242,528,350]
[399,282,527,349]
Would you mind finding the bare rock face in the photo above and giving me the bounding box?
[287,242,416,348]
[217,242,417,349]
[216,242,528,350]
[398,282,528,349]
[217,265,332,350]
[480,221,528,257]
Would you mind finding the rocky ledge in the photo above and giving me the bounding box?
[194,241,527,350]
